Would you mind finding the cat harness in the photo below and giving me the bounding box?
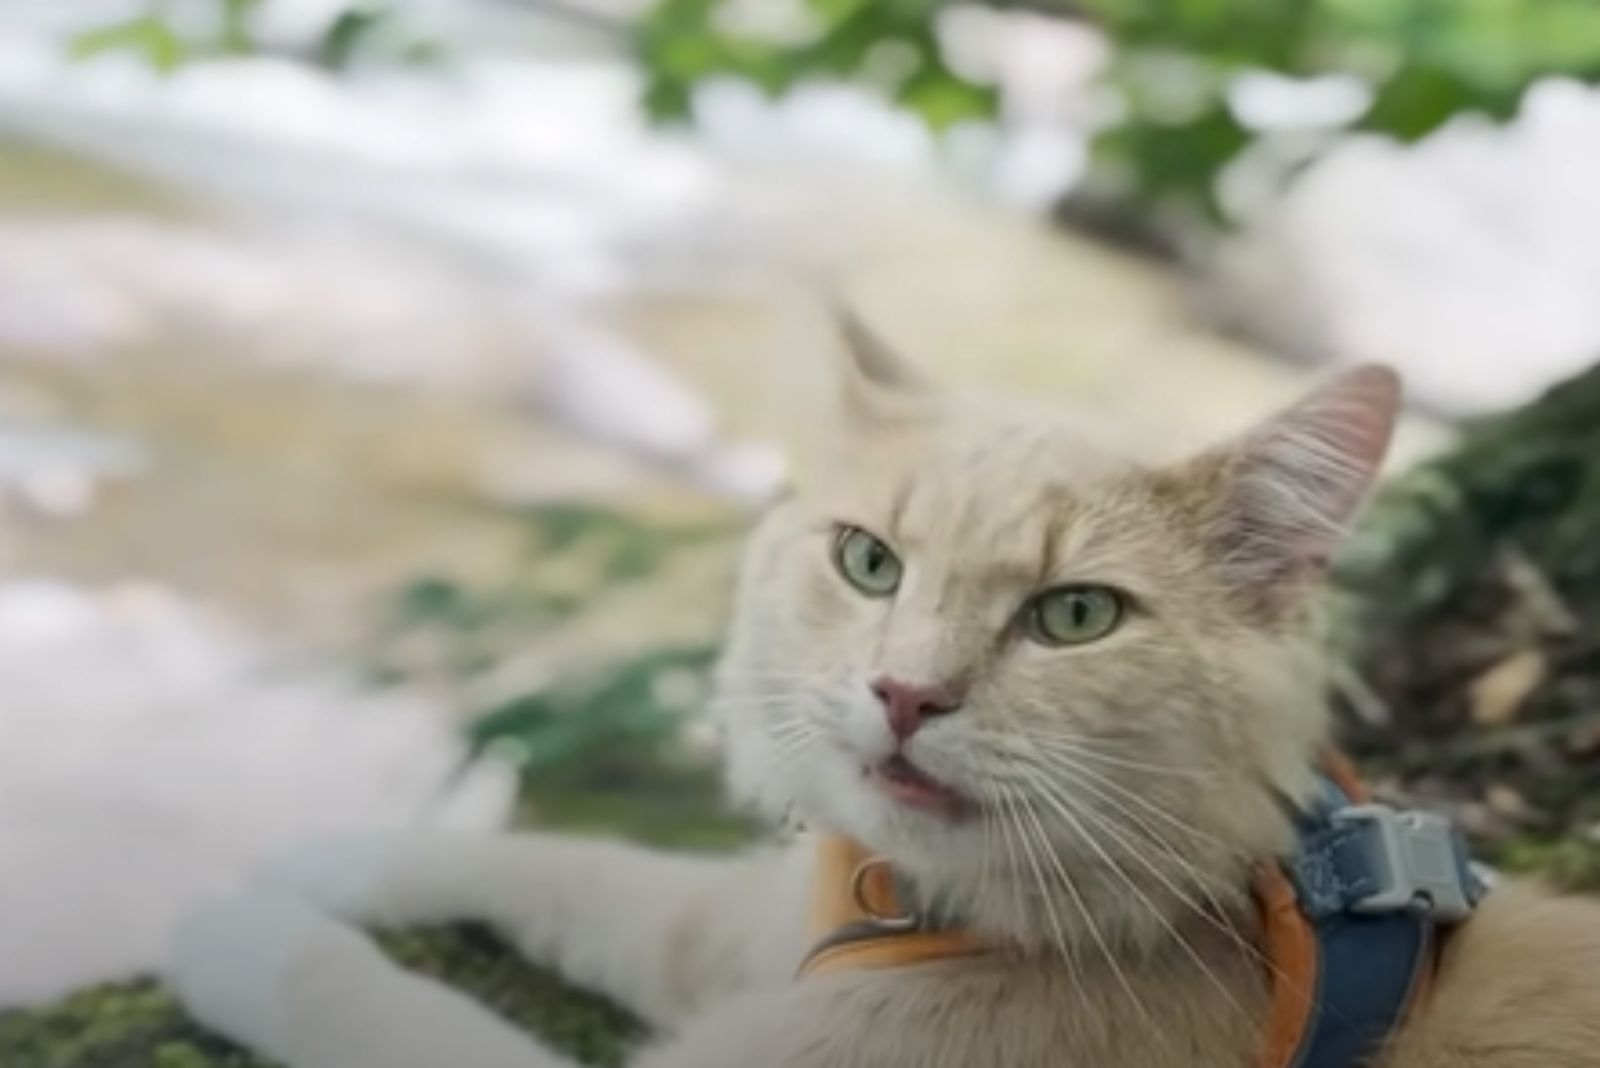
[797,755,1487,1068]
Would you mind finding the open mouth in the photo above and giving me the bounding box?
[867,754,973,819]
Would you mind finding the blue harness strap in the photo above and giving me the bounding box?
[1280,777,1485,1068]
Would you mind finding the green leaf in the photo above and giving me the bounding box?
[895,49,997,130]
[807,0,873,19]
[318,9,392,70]
[218,0,263,55]
[797,9,892,77]
[394,576,468,624]
[1093,105,1250,220]
[467,646,718,774]
[1360,62,1517,141]
[642,73,697,121]
[897,73,996,129]
[70,16,188,73]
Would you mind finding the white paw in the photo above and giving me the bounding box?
[255,832,409,924]
[168,886,377,1061]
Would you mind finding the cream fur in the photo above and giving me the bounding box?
[169,326,1600,1067]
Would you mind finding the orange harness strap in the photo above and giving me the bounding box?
[797,832,1327,1062]
[798,836,988,979]
[1255,862,1321,1068]
[1250,752,1376,1066]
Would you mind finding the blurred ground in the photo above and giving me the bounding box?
[1337,365,1600,888]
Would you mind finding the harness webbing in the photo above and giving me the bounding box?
[797,756,1482,1068]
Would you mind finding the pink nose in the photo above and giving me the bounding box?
[871,676,961,740]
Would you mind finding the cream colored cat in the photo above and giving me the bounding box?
[170,320,1600,1068]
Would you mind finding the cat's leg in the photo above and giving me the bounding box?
[174,896,901,1068]
[171,885,578,1068]
[1380,881,1600,1068]
[255,831,812,1027]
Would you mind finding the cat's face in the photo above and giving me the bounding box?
[716,321,1399,895]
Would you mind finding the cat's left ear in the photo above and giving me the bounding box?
[830,301,935,430]
[1179,365,1401,610]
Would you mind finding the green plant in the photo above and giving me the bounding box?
[370,502,744,833]
[70,0,442,73]
[634,0,1600,222]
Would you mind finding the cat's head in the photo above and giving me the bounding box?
[715,313,1399,927]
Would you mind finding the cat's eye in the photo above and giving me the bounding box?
[1025,586,1124,646]
[833,526,902,597]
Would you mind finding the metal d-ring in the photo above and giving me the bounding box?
[849,857,920,931]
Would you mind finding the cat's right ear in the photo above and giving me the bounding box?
[1170,364,1401,617]
[830,301,934,431]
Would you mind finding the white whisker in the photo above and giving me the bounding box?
[981,781,1034,947]
[1015,730,1221,781]
[1001,787,1078,977]
[1019,767,1258,1027]
[1016,754,1308,1002]
[1031,754,1241,918]
[1014,791,1158,1036]
[1020,747,1240,857]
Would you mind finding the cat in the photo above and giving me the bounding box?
[170,314,1600,1068]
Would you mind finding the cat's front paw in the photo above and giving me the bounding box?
[168,886,376,1061]
[256,832,411,924]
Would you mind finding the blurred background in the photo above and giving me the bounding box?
[2,0,1599,1061]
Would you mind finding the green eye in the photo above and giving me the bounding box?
[1026,586,1124,646]
[834,526,902,597]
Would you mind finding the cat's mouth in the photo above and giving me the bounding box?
[866,754,974,820]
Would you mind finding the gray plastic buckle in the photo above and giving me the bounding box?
[1333,804,1478,922]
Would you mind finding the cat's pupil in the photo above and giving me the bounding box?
[1069,597,1088,627]
[866,544,885,573]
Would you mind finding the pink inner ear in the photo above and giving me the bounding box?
[1305,365,1401,472]
[1227,365,1401,582]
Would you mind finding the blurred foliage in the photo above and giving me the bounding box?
[71,0,444,73]
[370,499,733,698]
[69,0,1600,223]
[468,644,713,775]
[374,501,748,841]
[636,0,997,129]
[72,15,190,74]
[1333,363,1600,890]
[634,0,1600,222]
